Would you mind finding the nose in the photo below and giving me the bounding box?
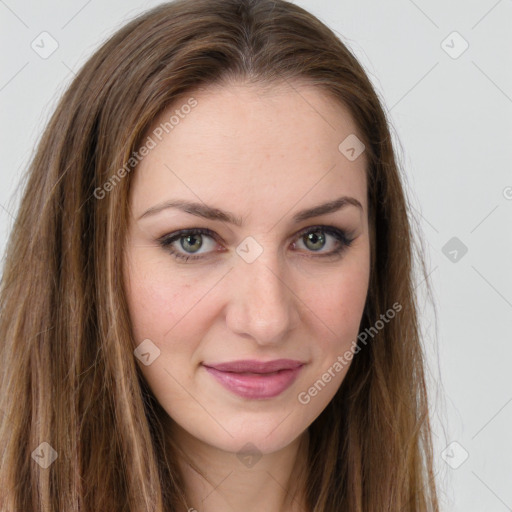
[225,250,300,346]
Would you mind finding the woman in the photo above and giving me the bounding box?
[0,0,439,510]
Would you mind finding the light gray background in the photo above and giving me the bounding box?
[1,1,511,510]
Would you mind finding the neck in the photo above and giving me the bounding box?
[165,419,310,512]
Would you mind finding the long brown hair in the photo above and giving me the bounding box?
[0,0,439,510]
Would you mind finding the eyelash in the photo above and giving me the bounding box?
[157,225,355,263]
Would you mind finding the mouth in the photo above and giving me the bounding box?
[202,359,305,399]
[203,359,304,373]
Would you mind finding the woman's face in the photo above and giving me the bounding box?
[123,81,370,455]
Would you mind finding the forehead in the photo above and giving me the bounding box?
[130,80,368,222]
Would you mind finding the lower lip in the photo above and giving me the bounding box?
[203,365,303,399]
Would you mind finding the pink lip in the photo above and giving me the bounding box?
[202,359,304,399]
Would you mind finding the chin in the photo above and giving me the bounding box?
[194,419,307,456]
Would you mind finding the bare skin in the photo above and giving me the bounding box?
[123,80,370,512]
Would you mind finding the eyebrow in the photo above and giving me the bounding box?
[138,195,363,225]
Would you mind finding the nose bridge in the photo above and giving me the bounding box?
[226,245,299,344]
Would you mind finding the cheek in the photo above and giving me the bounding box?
[124,271,173,345]
[307,260,369,354]
[328,273,368,326]
[124,267,207,390]
[124,249,208,347]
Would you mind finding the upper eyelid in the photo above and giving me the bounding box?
[159,225,353,251]
[162,224,348,240]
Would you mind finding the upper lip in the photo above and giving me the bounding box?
[203,359,304,374]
